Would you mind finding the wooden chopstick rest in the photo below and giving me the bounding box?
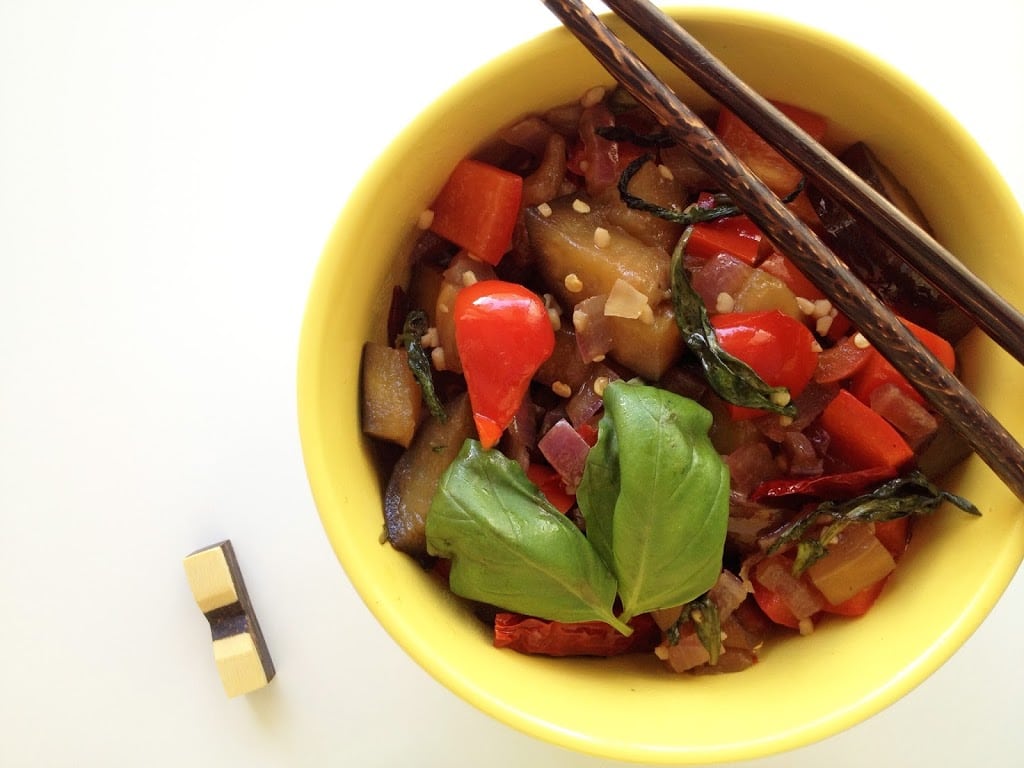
[184,540,275,697]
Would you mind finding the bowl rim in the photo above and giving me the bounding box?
[298,6,1024,763]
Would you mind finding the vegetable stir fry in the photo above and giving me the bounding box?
[360,85,978,674]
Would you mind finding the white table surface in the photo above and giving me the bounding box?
[3,1,1022,766]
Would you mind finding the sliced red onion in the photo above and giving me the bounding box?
[537,418,592,493]
[754,558,823,620]
[572,295,613,364]
[565,364,619,428]
[724,441,781,498]
[688,252,754,312]
[870,382,939,449]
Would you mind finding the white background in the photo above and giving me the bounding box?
[2,1,1021,766]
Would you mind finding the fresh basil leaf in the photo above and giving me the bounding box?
[580,380,729,623]
[426,439,632,635]
[574,415,618,568]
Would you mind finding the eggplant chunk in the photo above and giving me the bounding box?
[383,393,474,556]
[525,196,670,309]
[361,343,423,448]
[606,303,684,381]
[805,142,973,342]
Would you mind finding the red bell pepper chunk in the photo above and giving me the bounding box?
[821,577,887,617]
[873,517,911,560]
[750,573,802,630]
[453,280,555,449]
[850,317,956,406]
[429,159,523,266]
[493,612,661,657]
[575,421,599,447]
[710,310,819,420]
[525,463,576,514]
[813,333,874,385]
[716,101,827,198]
[686,215,770,266]
[819,389,914,474]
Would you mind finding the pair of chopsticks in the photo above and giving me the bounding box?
[541,0,1024,503]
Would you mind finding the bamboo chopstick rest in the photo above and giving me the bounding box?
[183,540,275,697]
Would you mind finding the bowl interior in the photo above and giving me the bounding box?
[298,7,1024,764]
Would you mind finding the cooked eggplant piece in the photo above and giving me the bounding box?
[593,158,687,252]
[805,142,973,342]
[361,342,423,448]
[525,195,670,309]
[534,327,597,392]
[383,393,474,556]
[606,303,683,381]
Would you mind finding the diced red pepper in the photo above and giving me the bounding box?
[453,280,555,449]
[813,333,874,384]
[686,215,770,266]
[750,571,802,630]
[821,577,887,617]
[873,517,911,560]
[710,310,819,419]
[493,612,661,656]
[576,421,600,447]
[525,463,576,514]
[850,317,956,406]
[716,101,828,199]
[819,389,914,474]
[429,159,523,266]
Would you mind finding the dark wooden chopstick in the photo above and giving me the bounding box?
[604,0,1024,368]
[540,0,1024,502]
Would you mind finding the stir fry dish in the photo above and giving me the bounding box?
[360,85,979,674]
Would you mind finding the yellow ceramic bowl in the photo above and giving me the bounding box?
[298,7,1024,764]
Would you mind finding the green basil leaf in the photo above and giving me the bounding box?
[574,416,618,568]
[581,380,729,623]
[426,439,632,635]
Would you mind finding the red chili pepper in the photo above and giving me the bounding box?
[493,612,661,657]
[710,310,819,420]
[429,159,523,266]
[850,317,956,406]
[453,279,555,449]
[750,466,895,503]
[819,389,914,474]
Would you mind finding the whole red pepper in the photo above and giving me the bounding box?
[454,279,555,449]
